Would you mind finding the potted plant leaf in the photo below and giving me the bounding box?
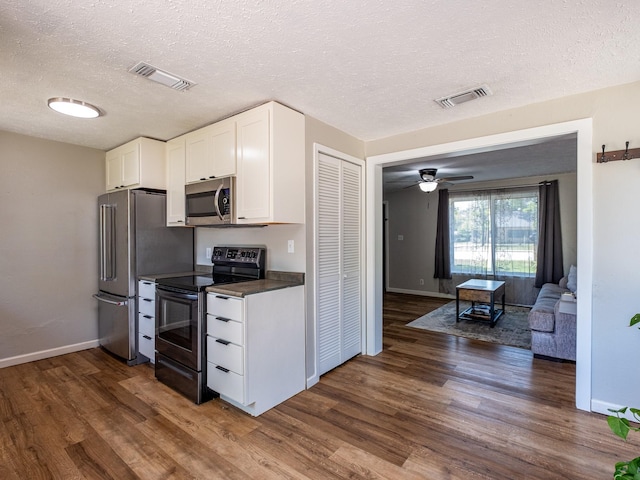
[607,407,640,479]
[606,314,640,479]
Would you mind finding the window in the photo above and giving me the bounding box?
[449,188,538,277]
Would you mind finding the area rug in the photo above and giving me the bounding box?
[406,301,531,349]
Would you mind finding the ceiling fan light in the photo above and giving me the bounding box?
[419,182,438,193]
[47,97,101,118]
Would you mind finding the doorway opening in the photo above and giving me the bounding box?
[365,119,593,411]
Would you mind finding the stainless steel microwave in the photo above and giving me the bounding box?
[185,177,234,226]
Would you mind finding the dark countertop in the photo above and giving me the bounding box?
[206,271,304,297]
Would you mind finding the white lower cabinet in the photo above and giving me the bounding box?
[137,280,156,363]
[206,285,305,416]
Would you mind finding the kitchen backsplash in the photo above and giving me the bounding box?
[195,224,305,273]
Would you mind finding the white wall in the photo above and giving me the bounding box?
[0,131,104,366]
[385,172,578,297]
[367,80,640,412]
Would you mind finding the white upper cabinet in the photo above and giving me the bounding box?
[235,102,305,224]
[165,136,188,226]
[185,118,236,184]
[105,137,165,192]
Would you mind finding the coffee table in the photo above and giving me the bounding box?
[456,279,505,327]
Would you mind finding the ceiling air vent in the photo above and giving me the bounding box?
[435,85,492,109]
[128,62,196,92]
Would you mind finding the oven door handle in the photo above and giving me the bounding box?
[156,286,199,301]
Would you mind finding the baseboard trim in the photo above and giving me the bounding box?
[591,399,630,417]
[386,287,455,300]
[0,340,100,369]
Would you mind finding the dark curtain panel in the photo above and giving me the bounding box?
[434,188,451,279]
[535,180,564,288]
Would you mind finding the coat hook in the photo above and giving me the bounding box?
[623,141,630,160]
[601,144,608,163]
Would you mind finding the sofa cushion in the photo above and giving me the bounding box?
[528,282,569,332]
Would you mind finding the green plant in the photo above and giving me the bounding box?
[608,407,640,479]
[605,315,640,479]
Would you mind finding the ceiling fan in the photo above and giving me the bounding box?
[411,168,474,192]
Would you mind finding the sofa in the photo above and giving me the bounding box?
[528,266,577,361]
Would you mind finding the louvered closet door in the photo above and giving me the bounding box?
[316,152,362,376]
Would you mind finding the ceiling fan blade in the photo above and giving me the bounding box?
[436,175,474,183]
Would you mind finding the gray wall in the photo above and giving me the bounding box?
[0,130,104,364]
[385,172,578,298]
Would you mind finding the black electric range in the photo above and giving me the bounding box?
[153,246,266,404]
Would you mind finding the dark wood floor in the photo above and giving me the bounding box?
[1,292,636,479]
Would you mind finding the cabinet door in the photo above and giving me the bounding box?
[236,108,270,221]
[105,150,122,191]
[120,143,140,187]
[166,137,187,226]
[185,129,211,183]
[210,119,236,177]
[185,120,236,183]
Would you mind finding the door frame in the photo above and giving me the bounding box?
[309,143,366,387]
[365,118,593,411]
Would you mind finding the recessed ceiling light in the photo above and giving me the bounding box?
[47,97,101,118]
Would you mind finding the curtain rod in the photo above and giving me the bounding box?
[448,181,553,194]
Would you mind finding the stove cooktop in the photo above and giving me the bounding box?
[156,246,266,293]
[156,274,254,292]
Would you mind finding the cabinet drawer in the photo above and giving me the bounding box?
[138,280,156,299]
[207,314,243,345]
[138,312,155,338]
[138,297,155,317]
[138,332,155,362]
[207,336,243,374]
[207,293,242,321]
[207,361,244,404]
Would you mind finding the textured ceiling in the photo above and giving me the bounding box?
[1,0,639,152]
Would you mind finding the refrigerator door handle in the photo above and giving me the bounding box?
[99,204,116,281]
[93,293,127,306]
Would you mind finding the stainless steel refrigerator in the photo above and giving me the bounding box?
[94,189,193,364]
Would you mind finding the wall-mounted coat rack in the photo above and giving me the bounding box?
[597,142,640,163]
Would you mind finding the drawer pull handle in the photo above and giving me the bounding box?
[143,298,152,302]
[215,295,229,300]
[215,339,230,346]
[143,315,152,319]
[142,335,152,340]
[216,365,229,373]
[216,316,231,323]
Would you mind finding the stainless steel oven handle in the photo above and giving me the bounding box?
[156,286,199,301]
[93,293,127,306]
